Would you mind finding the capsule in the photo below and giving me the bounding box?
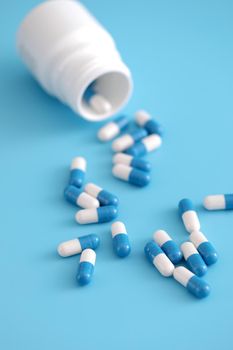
[180,241,207,277]
[203,194,233,210]
[173,266,210,299]
[190,231,218,265]
[111,221,131,258]
[57,234,100,257]
[89,94,112,114]
[69,156,86,188]
[112,164,150,187]
[84,183,119,206]
[178,198,200,233]
[112,128,148,152]
[75,206,118,224]
[144,241,174,277]
[135,110,163,136]
[97,116,129,142]
[76,249,96,286]
[153,230,182,264]
[125,134,162,157]
[112,152,151,172]
[64,185,99,209]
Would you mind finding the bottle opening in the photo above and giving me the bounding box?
[79,71,132,122]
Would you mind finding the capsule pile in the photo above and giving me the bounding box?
[65,156,119,225]
[57,221,131,286]
[144,198,218,299]
[97,110,163,187]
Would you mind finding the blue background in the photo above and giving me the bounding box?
[1,1,233,349]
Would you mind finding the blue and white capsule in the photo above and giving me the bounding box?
[111,221,131,258]
[75,206,118,224]
[69,156,86,188]
[190,231,218,265]
[64,185,99,209]
[57,234,100,257]
[173,266,210,299]
[204,194,233,210]
[153,230,182,264]
[76,249,96,286]
[135,110,163,136]
[144,241,174,277]
[178,198,201,233]
[113,152,151,172]
[181,241,207,277]
[125,134,162,157]
[112,164,150,187]
[85,182,119,206]
[112,128,148,152]
[98,116,129,142]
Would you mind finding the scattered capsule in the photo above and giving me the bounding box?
[98,116,129,142]
[89,94,112,114]
[69,156,86,188]
[85,182,119,206]
[112,164,150,187]
[190,231,218,265]
[181,241,207,277]
[75,205,118,224]
[203,194,233,210]
[125,134,162,157]
[144,241,174,277]
[153,230,182,264]
[173,266,210,299]
[112,128,148,152]
[111,221,131,258]
[64,185,99,209]
[57,234,100,257]
[112,152,151,172]
[76,249,96,286]
[178,198,201,233]
[135,110,163,136]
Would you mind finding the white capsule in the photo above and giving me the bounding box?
[153,254,175,277]
[75,208,99,224]
[98,122,120,141]
[89,94,112,114]
[203,194,231,210]
[77,192,100,209]
[173,266,194,287]
[112,134,134,152]
[135,110,151,125]
[143,134,162,152]
[80,248,96,265]
[57,239,81,257]
[71,157,86,171]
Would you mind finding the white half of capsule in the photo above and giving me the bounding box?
[142,134,162,152]
[77,192,100,209]
[89,94,112,114]
[173,266,194,287]
[181,210,201,233]
[57,239,82,257]
[98,122,120,142]
[111,221,127,237]
[71,157,87,171]
[153,254,174,277]
[189,231,208,247]
[203,195,226,210]
[80,248,96,265]
[135,110,151,126]
[112,164,131,181]
[153,230,171,246]
[112,153,133,166]
[84,183,102,198]
[180,242,198,260]
[112,134,134,152]
[75,208,98,224]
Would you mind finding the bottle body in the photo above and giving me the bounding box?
[17,0,133,121]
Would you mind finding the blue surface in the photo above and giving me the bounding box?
[1,0,233,349]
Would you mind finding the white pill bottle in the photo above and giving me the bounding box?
[16,0,133,121]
